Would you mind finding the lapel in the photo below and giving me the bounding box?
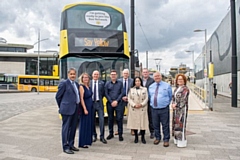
[128,79,131,90]
[97,80,101,94]
[68,79,76,93]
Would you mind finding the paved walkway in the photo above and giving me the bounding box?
[0,92,239,160]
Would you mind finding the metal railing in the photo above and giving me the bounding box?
[187,82,206,102]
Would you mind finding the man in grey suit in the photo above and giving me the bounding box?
[55,67,80,154]
[91,70,107,144]
[142,68,155,138]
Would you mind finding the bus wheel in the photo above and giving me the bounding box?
[31,88,37,92]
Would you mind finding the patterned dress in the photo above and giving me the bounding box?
[172,85,189,141]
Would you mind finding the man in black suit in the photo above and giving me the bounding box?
[118,69,133,135]
[55,67,80,154]
[91,70,107,144]
[142,68,155,138]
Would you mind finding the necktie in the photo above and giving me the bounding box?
[124,79,127,96]
[93,81,97,101]
[72,81,80,104]
[154,83,159,107]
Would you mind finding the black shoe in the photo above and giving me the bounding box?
[134,137,138,143]
[64,149,74,154]
[106,134,114,140]
[119,136,124,141]
[79,145,88,149]
[70,146,79,151]
[100,138,107,144]
[93,137,97,142]
[150,133,154,139]
[141,137,146,144]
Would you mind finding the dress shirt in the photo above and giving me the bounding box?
[71,80,80,104]
[148,81,172,109]
[105,80,123,103]
[92,80,99,101]
[143,78,147,87]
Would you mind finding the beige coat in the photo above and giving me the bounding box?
[127,86,148,130]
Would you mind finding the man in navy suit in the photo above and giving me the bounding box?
[55,67,80,154]
[91,70,107,144]
[118,69,133,135]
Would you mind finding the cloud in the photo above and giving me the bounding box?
[0,0,230,72]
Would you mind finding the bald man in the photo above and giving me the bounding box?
[91,70,107,144]
[148,72,172,147]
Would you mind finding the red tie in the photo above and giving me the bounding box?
[154,83,159,107]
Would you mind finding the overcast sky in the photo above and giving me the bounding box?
[0,0,230,73]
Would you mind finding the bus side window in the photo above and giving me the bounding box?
[49,79,54,86]
[40,79,44,86]
[19,78,24,84]
[45,79,50,86]
[24,78,30,84]
[54,80,60,86]
[30,78,37,85]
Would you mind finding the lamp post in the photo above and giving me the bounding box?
[185,50,195,83]
[154,58,162,72]
[194,29,208,108]
[33,31,49,95]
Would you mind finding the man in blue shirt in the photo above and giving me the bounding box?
[148,72,172,147]
[104,70,124,141]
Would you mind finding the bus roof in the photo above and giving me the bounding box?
[62,2,124,14]
[18,75,59,79]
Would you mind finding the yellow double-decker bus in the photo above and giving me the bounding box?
[17,75,59,92]
[59,2,130,80]
[59,2,130,117]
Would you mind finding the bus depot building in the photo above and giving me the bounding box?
[0,42,58,76]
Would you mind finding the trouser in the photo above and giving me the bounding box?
[93,101,105,139]
[151,105,170,142]
[147,101,154,133]
[107,101,124,136]
[61,105,78,150]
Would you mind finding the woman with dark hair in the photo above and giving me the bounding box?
[127,77,148,144]
[171,74,190,148]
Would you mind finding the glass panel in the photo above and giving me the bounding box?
[66,5,123,31]
[60,57,129,82]
[45,79,50,86]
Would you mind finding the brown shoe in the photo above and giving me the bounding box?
[131,130,134,136]
[153,139,160,145]
[163,141,169,147]
[114,131,118,135]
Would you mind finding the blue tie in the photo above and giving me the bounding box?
[72,81,80,104]
[124,79,127,96]
[93,81,97,101]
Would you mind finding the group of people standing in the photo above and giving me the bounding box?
[55,67,190,154]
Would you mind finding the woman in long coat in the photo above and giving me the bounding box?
[171,74,189,148]
[127,77,148,144]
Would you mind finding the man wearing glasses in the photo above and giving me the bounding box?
[104,70,124,141]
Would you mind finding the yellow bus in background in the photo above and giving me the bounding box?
[17,75,59,92]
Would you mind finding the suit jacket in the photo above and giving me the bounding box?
[118,78,134,96]
[144,77,154,89]
[55,79,80,115]
[90,80,105,108]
